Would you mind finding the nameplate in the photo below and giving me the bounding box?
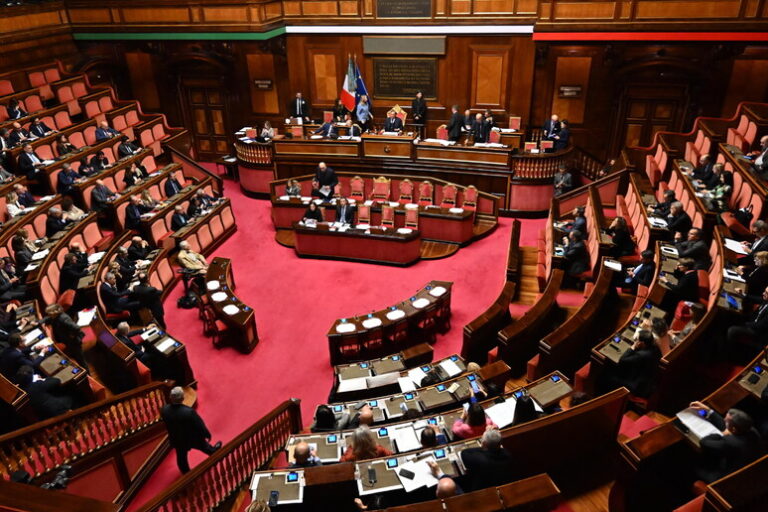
[373,57,437,99]
[376,0,431,18]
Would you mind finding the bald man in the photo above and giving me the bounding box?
[289,441,321,468]
[348,404,374,428]
[428,460,463,497]
[177,240,208,275]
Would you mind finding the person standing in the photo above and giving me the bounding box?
[161,386,222,473]
[356,95,372,132]
[446,105,463,142]
[411,91,427,137]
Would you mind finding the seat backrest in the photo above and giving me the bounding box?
[43,68,61,83]
[23,95,43,113]
[69,132,85,148]
[126,110,140,126]
[357,205,370,223]
[98,96,113,112]
[28,71,45,87]
[508,116,521,130]
[418,181,433,204]
[84,100,100,119]
[71,81,88,98]
[54,111,72,129]
[398,179,414,200]
[437,126,448,140]
[83,126,97,146]
[0,80,13,96]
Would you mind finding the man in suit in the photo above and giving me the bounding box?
[675,227,711,270]
[0,128,11,166]
[114,247,137,283]
[462,109,473,133]
[29,117,55,138]
[749,135,768,178]
[125,194,150,231]
[312,121,337,139]
[0,162,13,183]
[164,174,183,197]
[0,266,25,301]
[688,402,762,483]
[314,162,338,200]
[660,257,699,311]
[59,252,90,292]
[563,230,589,279]
[553,119,570,150]
[614,330,661,397]
[100,272,140,314]
[44,303,88,372]
[543,114,561,140]
[460,429,513,491]
[56,163,81,196]
[130,273,165,329]
[68,242,88,269]
[335,197,355,225]
[666,202,692,236]
[17,143,45,180]
[737,220,768,266]
[115,322,168,379]
[14,184,35,207]
[90,179,117,212]
[6,99,27,121]
[0,333,47,379]
[561,206,587,236]
[446,105,463,142]
[288,92,311,121]
[127,236,152,261]
[14,366,74,420]
[649,190,676,218]
[553,165,572,197]
[171,205,189,231]
[8,122,33,146]
[691,154,714,183]
[382,110,403,133]
[194,189,216,210]
[177,240,208,275]
[94,121,120,142]
[117,136,141,159]
[45,207,69,238]
[725,285,768,352]
[470,113,487,143]
[625,250,656,291]
[161,386,221,473]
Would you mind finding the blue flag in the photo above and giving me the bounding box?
[354,62,371,108]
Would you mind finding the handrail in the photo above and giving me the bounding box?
[167,145,224,196]
[136,399,303,512]
[0,380,172,480]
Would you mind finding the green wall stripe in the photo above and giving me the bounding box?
[72,28,286,41]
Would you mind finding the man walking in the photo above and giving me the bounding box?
[161,386,222,473]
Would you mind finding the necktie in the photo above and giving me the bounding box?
[29,153,40,164]
[297,99,301,116]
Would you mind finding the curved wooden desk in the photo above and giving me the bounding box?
[205,257,259,354]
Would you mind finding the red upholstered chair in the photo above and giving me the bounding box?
[398,179,414,204]
[126,110,140,126]
[349,175,365,201]
[23,95,43,114]
[84,100,100,119]
[437,126,448,140]
[440,184,458,208]
[396,111,407,126]
[488,130,500,143]
[57,289,76,312]
[404,208,418,229]
[524,141,537,152]
[670,301,693,332]
[418,181,434,206]
[462,185,478,211]
[201,305,230,348]
[540,140,554,151]
[0,80,12,96]
[381,205,395,227]
[508,116,521,130]
[323,111,333,123]
[370,176,391,203]
[54,111,72,130]
[357,205,371,225]
[36,145,54,161]
[72,81,88,98]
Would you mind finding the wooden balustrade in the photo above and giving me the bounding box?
[512,146,575,179]
[136,399,302,512]
[571,146,606,181]
[168,146,224,195]
[235,139,273,166]
[0,380,172,481]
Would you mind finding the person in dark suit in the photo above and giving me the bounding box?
[127,236,152,261]
[164,175,183,197]
[14,366,73,420]
[331,98,348,122]
[17,144,45,180]
[460,429,514,491]
[561,206,587,236]
[411,91,427,128]
[382,111,403,133]
[312,121,337,139]
[114,247,136,283]
[161,386,221,473]
[45,207,69,238]
[288,92,311,120]
[186,196,202,218]
[624,250,656,291]
[737,221,768,267]
[649,190,676,218]
[125,195,150,231]
[94,121,120,142]
[553,119,570,150]
[725,286,768,352]
[691,154,714,183]
[0,333,47,379]
[302,202,324,223]
[194,189,216,210]
[8,122,33,147]
[0,128,10,167]
[56,163,81,196]
[543,114,561,140]
[0,162,13,183]
[700,162,723,190]
[446,105,463,142]
[171,205,189,231]
[675,228,710,270]
[55,134,76,157]
[666,202,692,236]
[660,258,699,311]
[735,252,768,308]
[607,216,635,258]
[12,236,34,278]
[313,162,338,200]
[77,157,97,177]
[614,330,661,397]
[117,136,140,158]
[6,99,27,121]
[553,166,573,196]
[130,273,165,329]
[100,272,140,315]
[59,253,89,293]
[90,179,117,212]
[115,322,168,378]
[688,402,762,483]
[14,184,34,207]
[563,230,589,278]
[90,151,110,171]
[462,109,473,133]
[43,303,88,372]
[0,266,25,301]
[29,117,55,138]
[335,197,355,224]
[123,162,148,188]
[470,113,487,143]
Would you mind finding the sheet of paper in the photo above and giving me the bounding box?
[604,260,623,271]
[156,337,177,353]
[660,245,678,256]
[24,263,39,272]
[676,408,723,439]
[23,328,43,347]
[366,372,400,388]
[407,367,427,386]
[724,268,745,282]
[396,457,438,493]
[76,307,96,327]
[31,249,49,261]
[724,238,749,255]
[398,377,417,393]
[438,359,462,378]
[336,377,368,393]
[484,400,517,428]
[391,425,421,453]
[87,252,105,264]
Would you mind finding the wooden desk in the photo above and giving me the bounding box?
[415,142,511,166]
[205,257,259,354]
[274,138,360,158]
[362,134,415,159]
[293,221,421,266]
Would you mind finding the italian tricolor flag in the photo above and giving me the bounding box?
[341,56,356,112]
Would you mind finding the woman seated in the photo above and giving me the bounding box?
[260,121,274,139]
[140,189,158,210]
[340,426,393,462]
[452,402,497,439]
[60,196,85,222]
[123,162,148,188]
[56,134,77,157]
[669,302,706,345]
[77,157,97,177]
[5,191,24,218]
[302,202,324,223]
[607,216,635,258]
[90,151,110,171]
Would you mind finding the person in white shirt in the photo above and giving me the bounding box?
[5,191,24,218]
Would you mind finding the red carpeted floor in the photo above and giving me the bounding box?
[128,177,546,509]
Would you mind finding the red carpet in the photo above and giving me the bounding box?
[128,178,544,508]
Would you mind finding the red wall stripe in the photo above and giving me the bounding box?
[533,32,768,42]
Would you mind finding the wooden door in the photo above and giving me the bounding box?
[617,84,688,149]
[180,79,230,161]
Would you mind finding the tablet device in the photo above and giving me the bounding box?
[514,391,524,399]
[467,374,476,381]
[326,434,338,443]
[286,471,299,483]
[333,405,343,413]
[404,393,414,400]
[754,366,763,374]
[391,355,400,361]
[386,458,398,468]
[436,384,446,392]
[368,400,378,407]
[378,428,388,437]
[551,375,561,382]
[450,355,459,361]
[434,448,446,459]
[360,363,369,369]
[428,418,438,425]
